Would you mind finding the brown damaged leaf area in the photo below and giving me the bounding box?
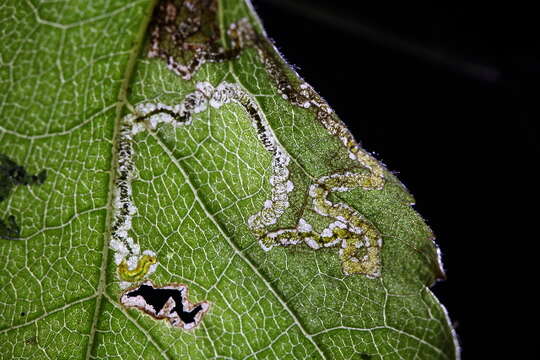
[148,0,242,79]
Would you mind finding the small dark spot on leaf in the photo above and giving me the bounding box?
[34,170,46,185]
[24,336,37,345]
[20,311,25,316]
[0,215,20,240]
[0,153,46,240]
[0,154,47,199]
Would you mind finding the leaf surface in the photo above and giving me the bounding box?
[0,0,458,358]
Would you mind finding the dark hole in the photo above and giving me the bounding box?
[126,284,203,324]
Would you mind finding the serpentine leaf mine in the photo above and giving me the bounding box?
[110,0,389,328]
[110,0,387,294]
[134,0,387,278]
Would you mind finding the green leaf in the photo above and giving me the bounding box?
[0,0,458,358]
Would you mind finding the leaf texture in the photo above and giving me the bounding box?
[0,0,458,359]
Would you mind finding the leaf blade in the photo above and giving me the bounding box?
[0,0,458,358]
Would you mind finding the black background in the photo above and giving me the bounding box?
[254,1,538,358]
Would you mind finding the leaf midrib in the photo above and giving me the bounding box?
[84,1,160,359]
[86,0,329,357]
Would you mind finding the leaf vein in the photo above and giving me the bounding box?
[0,294,97,334]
